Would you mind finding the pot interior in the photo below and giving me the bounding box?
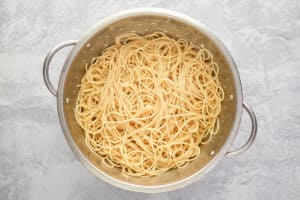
[62,14,238,187]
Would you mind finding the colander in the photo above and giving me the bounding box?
[43,8,257,193]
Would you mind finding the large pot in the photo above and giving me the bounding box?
[43,8,257,193]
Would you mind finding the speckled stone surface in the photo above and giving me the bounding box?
[0,0,299,199]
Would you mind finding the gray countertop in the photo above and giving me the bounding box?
[0,0,299,199]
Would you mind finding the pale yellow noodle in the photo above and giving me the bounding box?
[75,32,224,177]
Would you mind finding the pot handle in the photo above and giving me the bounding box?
[226,101,257,157]
[43,40,78,97]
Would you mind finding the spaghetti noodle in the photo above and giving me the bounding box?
[75,32,224,177]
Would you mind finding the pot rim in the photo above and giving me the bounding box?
[56,8,243,193]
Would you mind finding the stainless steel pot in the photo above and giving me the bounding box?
[43,8,257,193]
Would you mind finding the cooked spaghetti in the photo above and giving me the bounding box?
[75,32,224,177]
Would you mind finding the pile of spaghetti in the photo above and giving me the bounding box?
[75,32,224,177]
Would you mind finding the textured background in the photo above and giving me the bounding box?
[0,0,300,199]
